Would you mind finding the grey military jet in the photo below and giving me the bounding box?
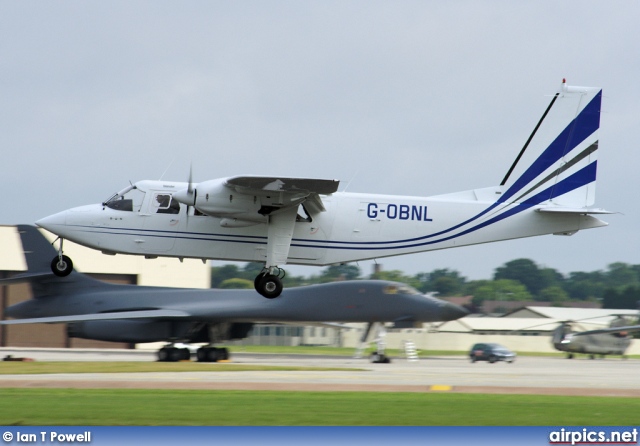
[1,225,468,362]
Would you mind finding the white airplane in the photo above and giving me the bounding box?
[37,80,611,298]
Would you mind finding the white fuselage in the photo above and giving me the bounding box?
[37,179,607,266]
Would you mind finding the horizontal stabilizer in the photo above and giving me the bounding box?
[537,207,614,215]
[0,272,55,285]
[0,309,190,325]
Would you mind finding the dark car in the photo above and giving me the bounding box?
[469,343,516,363]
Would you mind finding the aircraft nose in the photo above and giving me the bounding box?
[36,211,68,232]
[440,302,469,321]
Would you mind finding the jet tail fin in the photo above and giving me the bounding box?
[499,80,602,210]
[1,225,108,298]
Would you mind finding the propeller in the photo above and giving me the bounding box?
[172,165,197,218]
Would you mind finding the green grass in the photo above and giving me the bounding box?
[0,361,363,374]
[0,388,638,425]
[231,345,640,359]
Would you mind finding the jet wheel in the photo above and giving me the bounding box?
[256,274,283,299]
[51,255,73,277]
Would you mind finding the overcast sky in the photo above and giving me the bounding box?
[1,1,638,281]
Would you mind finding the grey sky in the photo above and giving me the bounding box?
[1,1,638,281]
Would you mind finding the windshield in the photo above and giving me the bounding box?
[103,184,146,212]
[382,284,421,295]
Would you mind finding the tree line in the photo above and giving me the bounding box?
[210,258,640,310]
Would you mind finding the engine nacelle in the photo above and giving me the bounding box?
[194,179,261,218]
[68,320,181,343]
[68,320,255,344]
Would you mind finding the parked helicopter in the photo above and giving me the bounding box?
[551,314,640,359]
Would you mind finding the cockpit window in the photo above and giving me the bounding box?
[152,193,181,214]
[382,284,420,295]
[104,185,146,212]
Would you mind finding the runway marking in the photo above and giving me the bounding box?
[429,385,452,392]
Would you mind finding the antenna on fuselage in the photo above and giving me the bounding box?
[158,157,176,181]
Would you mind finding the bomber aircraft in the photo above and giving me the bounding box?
[37,80,610,298]
[0,225,468,362]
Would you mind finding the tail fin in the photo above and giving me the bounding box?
[16,224,60,274]
[499,80,602,209]
[3,225,106,297]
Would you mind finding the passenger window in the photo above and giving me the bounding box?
[153,193,180,214]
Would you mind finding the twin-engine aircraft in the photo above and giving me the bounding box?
[37,80,611,298]
[1,225,468,362]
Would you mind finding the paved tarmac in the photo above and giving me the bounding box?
[1,348,638,397]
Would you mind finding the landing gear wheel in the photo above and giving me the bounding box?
[256,274,283,299]
[370,352,391,364]
[196,346,221,362]
[51,255,73,277]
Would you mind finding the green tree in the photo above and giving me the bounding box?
[319,264,361,282]
[414,269,466,296]
[470,279,531,307]
[211,264,241,288]
[604,263,639,290]
[563,270,606,301]
[602,285,640,310]
[219,278,254,289]
[494,258,546,297]
[538,286,569,305]
[370,269,421,289]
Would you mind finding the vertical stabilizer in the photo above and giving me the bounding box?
[16,225,60,274]
[11,225,106,298]
[499,80,601,209]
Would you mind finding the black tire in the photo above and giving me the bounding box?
[168,348,182,362]
[51,255,73,277]
[196,347,208,362]
[254,273,264,292]
[257,274,283,299]
[470,356,476,363]
[207,347,220,362]
[219,348,229,361]
[180,348,191,361]
[157,347,169,362]
[489,355,497,363]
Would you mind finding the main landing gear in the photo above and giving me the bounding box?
[354,322,393,364]
[156,345,230,362]
[254,267,285,299]
[50,238,73,277]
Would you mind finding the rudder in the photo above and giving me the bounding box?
[499,80,602,209]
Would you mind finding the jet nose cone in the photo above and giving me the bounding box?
[441,302,469,321]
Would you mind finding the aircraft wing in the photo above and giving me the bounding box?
[0,309,190,325]
[226,175,340,213]
[0,272,55,285]
[572,324,640,337]
[226,176,339,195]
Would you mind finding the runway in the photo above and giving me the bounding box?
[1,348,639,397]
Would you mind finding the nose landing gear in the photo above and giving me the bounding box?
[50,238,73,277]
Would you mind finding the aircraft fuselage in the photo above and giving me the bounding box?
[37,179,607,266]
